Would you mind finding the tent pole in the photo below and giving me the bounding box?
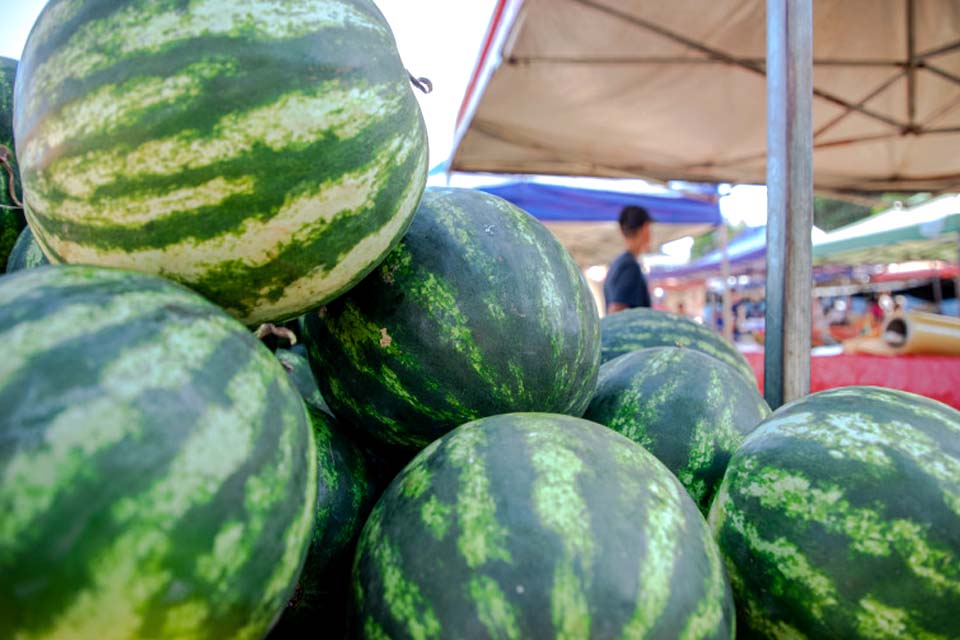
[764,0,813,409]
[720,224,734,342]
[956,231,960,317]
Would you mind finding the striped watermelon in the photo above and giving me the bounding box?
[353,413,734,639]
[302,188,601,450]
[0,56,24,269]
[602,308,755,384]
[5,225,48,272]
[0,265,317,639]
[274,406,377,633]
[710,386,960,639]
[277,348,332,417]
[585,347,770,514]
[13,0,428,325]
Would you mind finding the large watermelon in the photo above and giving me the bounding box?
[5,225,49,273]
[601,308,755,384]
[353,413,734,639]
[13,0,428,325]
[710,386,960,639]
[303,188,601,450]
[585,347,770,514]
[273,406,378,634]
[0,265,317,639]
[0,56,24,269]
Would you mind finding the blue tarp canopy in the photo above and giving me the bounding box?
[472,180,723,267]
[475,181,722,225]
[650,226,767,280]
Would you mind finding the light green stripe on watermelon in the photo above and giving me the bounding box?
[448,426,512,568]
[421,496,453,541]
[527,434,593,640]
[620,450,683,638]
[360,506,442,640]
[470,575,521,640]
[16,0,428,325]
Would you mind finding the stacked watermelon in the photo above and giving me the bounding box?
[0,56,24,269]
[711,387,960,638]
[0,266,318,638]
[13,0,428,325]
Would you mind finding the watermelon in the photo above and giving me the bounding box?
[0,56,24,270]
[585,347,770,514]
[5,225,49,273]
[274,406,378,633]
[0,265,317,639]
[277,347,332,417]
[601,308,755,384]
[710,386,960,639]
[302,188,601,450]
[13,0,428,325]
[353,412,735,639]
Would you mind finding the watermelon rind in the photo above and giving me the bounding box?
[353,412,735,639]
[710,386,960,639]
[303,188,601,450]
[0,264,317,639]
[13,0,428,325]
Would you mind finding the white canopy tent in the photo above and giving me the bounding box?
[451,0,960,406]
[452,0,960,195]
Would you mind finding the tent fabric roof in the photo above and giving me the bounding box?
[813,193,960,263]
[452,0,960,193]
[475,180,722,267]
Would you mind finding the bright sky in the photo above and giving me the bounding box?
[0,0,768,230]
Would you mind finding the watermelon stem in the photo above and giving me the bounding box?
[254,323,297,353]
[408,72,433,94]
[0,145,22,209]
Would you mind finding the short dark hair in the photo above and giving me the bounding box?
[619,205,652,235]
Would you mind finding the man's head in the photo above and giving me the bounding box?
[618,205,652,256]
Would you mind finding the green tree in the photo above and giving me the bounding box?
[691,222,746,259]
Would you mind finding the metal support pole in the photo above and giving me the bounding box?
[720,224,734,342]
[765,0,813,409]
[955,231,960,317]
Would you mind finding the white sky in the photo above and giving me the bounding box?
[0,0,768,229]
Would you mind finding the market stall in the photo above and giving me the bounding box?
[451,0,960,405]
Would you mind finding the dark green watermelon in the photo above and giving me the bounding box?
[276,348,332,417]
[0,56,24,270]
[0,265,316,639]
[585,347,770,514]
[273,406,378,635]
[601,307,755,384]
[303,187,601,450]
[5,225,48,273]
[710,386,960,638]
[353,413,735,639]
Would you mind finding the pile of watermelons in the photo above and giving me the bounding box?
[2,2,959,639]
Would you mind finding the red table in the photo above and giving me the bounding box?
[742,352,960,411]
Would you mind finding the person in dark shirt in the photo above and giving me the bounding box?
[604,205,652,314]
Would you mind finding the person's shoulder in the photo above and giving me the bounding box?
[609,252,640,275]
